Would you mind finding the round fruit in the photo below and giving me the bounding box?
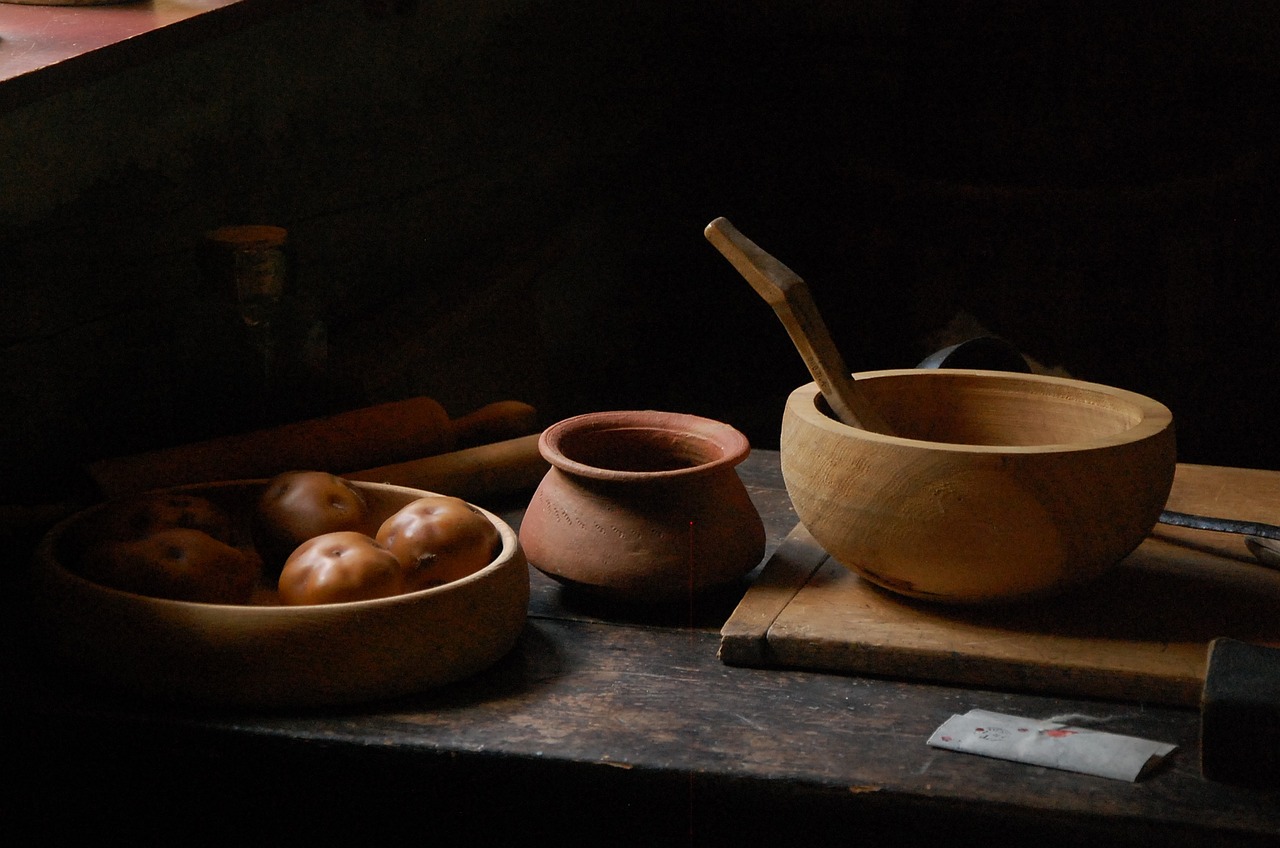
[277,531,404,605]
[79,527,262,604]
[254,471,371,572]
[376,495,499,591]
[92,492,237,545]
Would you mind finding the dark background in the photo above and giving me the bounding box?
[4,0,1280,508]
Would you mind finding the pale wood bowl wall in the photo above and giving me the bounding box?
[781,369,1176,604]
[29,481,529,708]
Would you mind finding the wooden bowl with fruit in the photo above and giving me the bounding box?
[29,473,529,708]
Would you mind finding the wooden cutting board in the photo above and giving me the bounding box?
[720,463,1280,707]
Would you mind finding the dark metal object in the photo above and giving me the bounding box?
[917,336,1032,372]
[1158,509,1280,542]
[1159,510,1280,571]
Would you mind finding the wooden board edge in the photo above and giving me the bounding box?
[764,637,1206,708]
[719,522,830,667]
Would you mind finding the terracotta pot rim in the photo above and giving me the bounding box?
[538,410,750,481]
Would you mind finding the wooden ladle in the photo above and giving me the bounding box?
[704,217,894,435]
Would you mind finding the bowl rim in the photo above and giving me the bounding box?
[538,408,751,481]
[786,368,1174,454]
[33,479,522,613]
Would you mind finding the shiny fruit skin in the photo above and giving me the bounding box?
[93,493,238,545]
[377,496,499,590]
[255,471,371,573]
[80,527,262,604]
[278,531,405,605]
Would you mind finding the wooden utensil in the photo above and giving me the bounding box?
[86,397,539,497]
[4,432,548,552]
[347,433,548,504]
[703,217,894,435]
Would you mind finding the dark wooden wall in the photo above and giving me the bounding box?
[4,0,1280,507]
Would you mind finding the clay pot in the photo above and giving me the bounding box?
[519,410,766,602]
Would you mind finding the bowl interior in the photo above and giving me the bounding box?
[542,411,749,478]
[49,479,513,607]
[556,427,725,472]
[819,370,1162,448]
[30,480,530,707]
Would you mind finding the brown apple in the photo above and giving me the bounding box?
[79,527,262,604]
[277,531,404,605]
[376,495,499,591]
[254,471,371,573]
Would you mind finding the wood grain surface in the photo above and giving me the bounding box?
[8,452,1279,846]
[721,463,1280,707]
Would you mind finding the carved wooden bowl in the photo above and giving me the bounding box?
[29,480,529,708]
[781,369,1176,604]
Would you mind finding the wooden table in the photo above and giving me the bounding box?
[4,450,1278,846]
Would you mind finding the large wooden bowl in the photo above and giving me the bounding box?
[781,369,1176,604]
[29,481,529,708]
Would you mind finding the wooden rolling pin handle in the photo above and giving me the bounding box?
[451,400,540,449]
[346,433,549,505]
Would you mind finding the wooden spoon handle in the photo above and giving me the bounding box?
[704,217,892,434]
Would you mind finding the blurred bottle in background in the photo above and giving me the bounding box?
[202,225,331,428]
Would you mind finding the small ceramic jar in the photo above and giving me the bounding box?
[519,410,766,603]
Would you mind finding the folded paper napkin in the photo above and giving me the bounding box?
[928,709,1177,782]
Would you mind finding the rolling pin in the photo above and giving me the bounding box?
[86,398,539,498]
[346,432,549,504]
[7,430,549,549]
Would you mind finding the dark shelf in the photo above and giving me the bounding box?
[0,0,309,112]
